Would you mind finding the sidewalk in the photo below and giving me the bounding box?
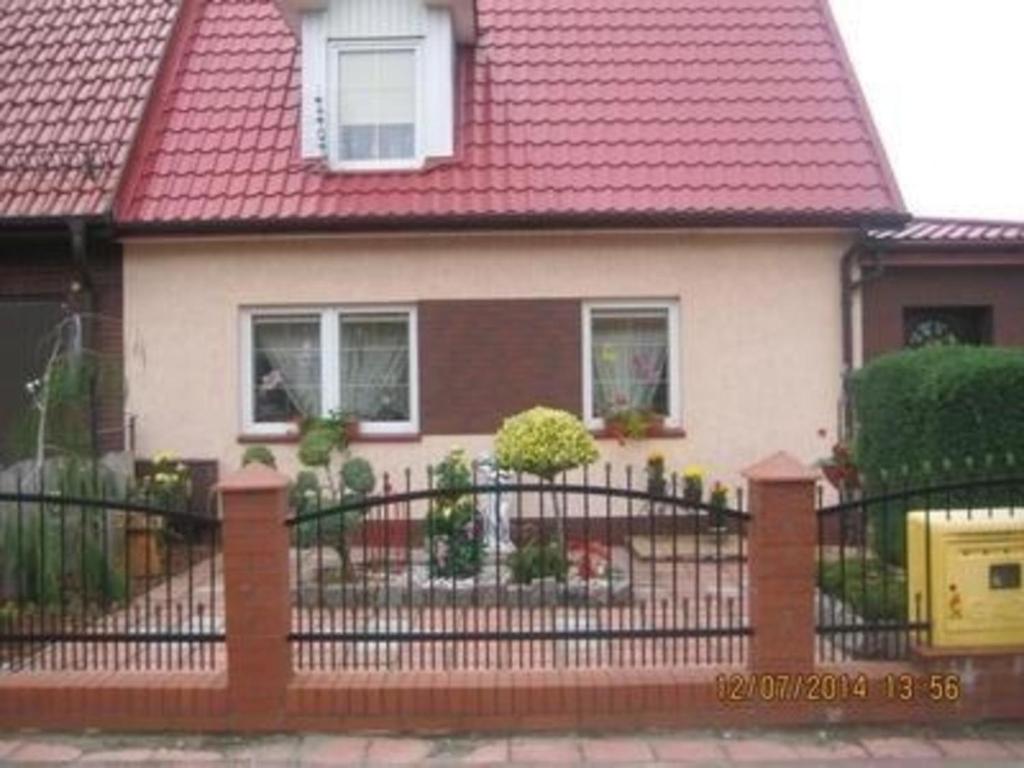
[1,724,1023,766]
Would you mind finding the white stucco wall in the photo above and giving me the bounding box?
[122,229,850,489]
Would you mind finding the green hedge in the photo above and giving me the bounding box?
[852,345,1024,563]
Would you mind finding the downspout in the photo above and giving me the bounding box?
[839,232,885,440]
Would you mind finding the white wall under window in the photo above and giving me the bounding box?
[240,306,419,437]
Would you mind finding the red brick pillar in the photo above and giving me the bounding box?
[743,452,819,673]
[217,464,292,730]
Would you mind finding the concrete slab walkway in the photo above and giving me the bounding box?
[0,724,1022,766]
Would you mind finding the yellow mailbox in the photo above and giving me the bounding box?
[907,508,1024,648]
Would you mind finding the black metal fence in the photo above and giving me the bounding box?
[287,465,750,672]
[816,473,1023,662]
[0,477,223,673]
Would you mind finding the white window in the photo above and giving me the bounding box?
[338,48,417,162]
[242,307,419,436]
[582,301,680,428]
[300,5,456,166]
[330,42,421,169]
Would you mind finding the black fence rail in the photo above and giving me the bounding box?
[816,473,1023,662]
[0,478,224,673]
[287,465,750,672]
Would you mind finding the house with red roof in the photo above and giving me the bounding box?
[107,0,913,480]
[0,0,181,462]
[4,0,1022,481]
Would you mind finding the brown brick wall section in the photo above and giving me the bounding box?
[419,299,582,434]
[0,237,124,453]
[862,264,1024,361]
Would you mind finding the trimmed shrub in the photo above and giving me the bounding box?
[241,445,277,469]
[852,345,1024,563]
[494,406,598,480]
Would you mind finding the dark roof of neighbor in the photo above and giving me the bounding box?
[0,0,181,221]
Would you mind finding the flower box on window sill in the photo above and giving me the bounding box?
[590,424,687,442]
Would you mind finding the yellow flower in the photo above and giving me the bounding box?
[682,464,705,480]
[647,452,665,464]
[153,450,177,465]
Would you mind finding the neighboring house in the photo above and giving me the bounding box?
[111,0,908,481]
[853,218,1024,362]
[0,0,181,462]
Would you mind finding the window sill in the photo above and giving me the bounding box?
[590,426,688,441]
[237,432,422,445]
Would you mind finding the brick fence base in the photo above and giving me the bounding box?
[1,662,1022,733]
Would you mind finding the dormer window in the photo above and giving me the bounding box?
[334,43,420,168]
[294,0,474,172]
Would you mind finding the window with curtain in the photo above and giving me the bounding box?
[245,308,417,435]
[339,313,411,422]
[588,306,672,420]
[338,48,417,163]
[252,316,322,423]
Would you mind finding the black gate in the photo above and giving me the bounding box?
[287,466,751,672]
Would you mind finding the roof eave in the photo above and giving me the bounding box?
[116,209,910,238]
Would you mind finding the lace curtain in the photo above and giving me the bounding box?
[253,317,321,422]
[591,310,669,417]
[339,315,410,422]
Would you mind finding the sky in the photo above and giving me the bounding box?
[830,0,1024,221]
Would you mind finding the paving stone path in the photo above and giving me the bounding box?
[1,725,1022,766]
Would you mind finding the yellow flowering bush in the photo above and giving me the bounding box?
[495,407,598,480]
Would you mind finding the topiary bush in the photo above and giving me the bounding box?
[340,457,376,496]
[494,406,598,480]
[852,345,1024,564]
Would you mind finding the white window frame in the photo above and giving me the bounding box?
[326,39,425,172]
[581,300,681,430]
[240,305,420,437]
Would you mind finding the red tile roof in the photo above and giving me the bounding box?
[868,217,1024,247]
[0,0,181,221]
[119,0,905,230]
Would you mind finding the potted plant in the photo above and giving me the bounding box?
[131,452,191,578]
[819,442,860,497]
[645,452,668,513]
[708,481,729,530]
[682,465,704,507]
[602,396,664,445]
